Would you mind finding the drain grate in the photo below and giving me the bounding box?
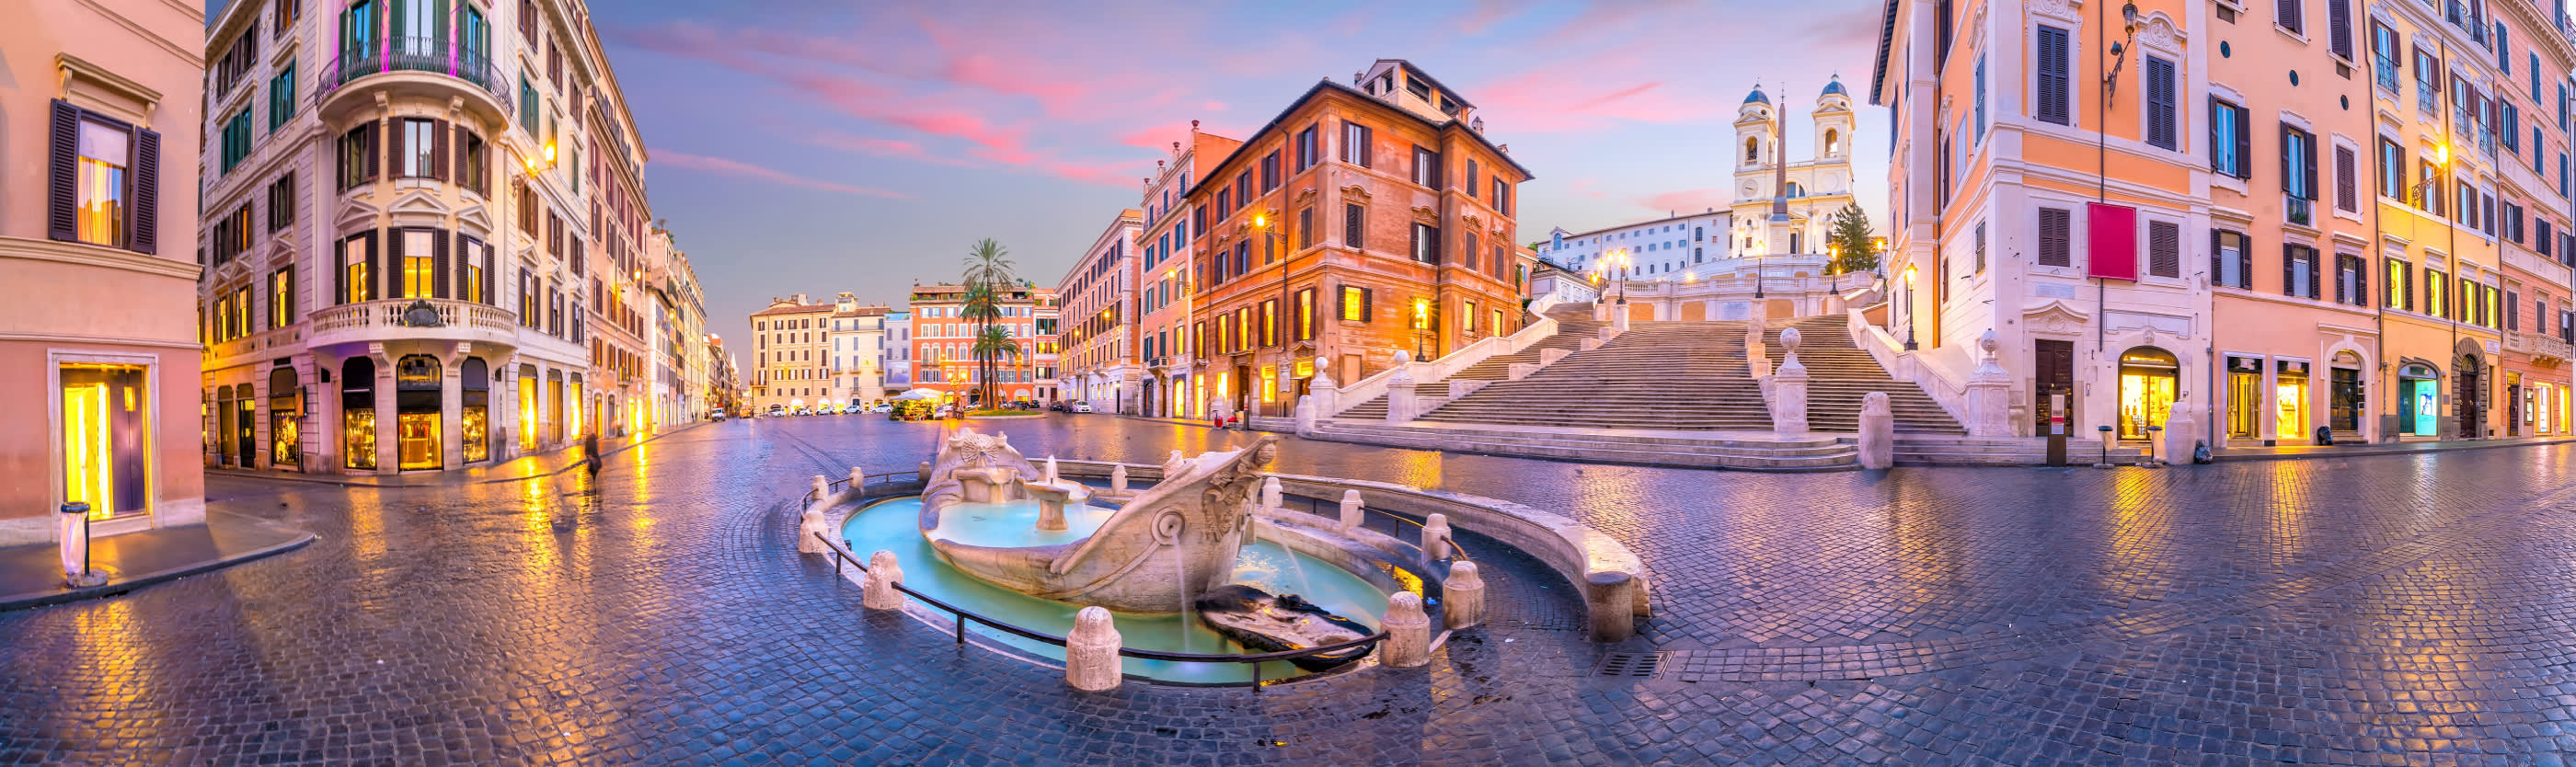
[1594,651,1664,678]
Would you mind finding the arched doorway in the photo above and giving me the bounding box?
[2456,351,2486,439]
[2328,351,2364,436]
[1141,380,1157,418]
[395,354,443,471]
[2398,362,2439,436]
[269,368,302,469]
[343,358,379,470]
[2116,346,2179,440]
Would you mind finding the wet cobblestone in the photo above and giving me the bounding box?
[6,416,2576,763]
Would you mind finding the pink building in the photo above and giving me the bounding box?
[0,2,207,544]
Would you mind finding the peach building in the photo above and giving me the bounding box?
[1055,209,1143,413]
[1869,0,2575,448]
[903,283,1057,406]
[0,2,207,544]
[1188,60,1531,419]
[1134,128,1243,419]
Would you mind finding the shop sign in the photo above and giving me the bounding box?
[2275,360,2308,377]
[2228,356,2262,373]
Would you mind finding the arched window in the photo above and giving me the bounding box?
[1787,181,1803,197]
[1744,137,1760,163]
[2116,347,2180,440]
[1824,129,1841,155]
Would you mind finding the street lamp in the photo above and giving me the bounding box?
[1902,264,1919,350]
[1595,248,1633,304]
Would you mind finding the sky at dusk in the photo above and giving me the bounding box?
[215,0,1894,362]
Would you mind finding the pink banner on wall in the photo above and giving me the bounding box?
[2087,202,2137,281]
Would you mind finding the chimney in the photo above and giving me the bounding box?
[1190,120,1200,132]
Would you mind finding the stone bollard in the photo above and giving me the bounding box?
[1260,476,1282,513]
[1339,490,1364,532]
[1507,361,1539,381]
[811,475,831,502]
[1065,606,1123,692]
[1579,337,1604,351]
[917,461,932,478]
[1386,373,1420,424]
[1377,592,1432,668]
[1294,394,1318,436]
[1583,572,1639,643]
[1540,348,1570,365]
[1110,465,1130,495]
[1858,392,1894,469]
[1771,329,1811,435]
[1422,513,1455,560]
[1963,330,2013,437]
[2161,401,2197,466]
[1442,561,1486,630]
[798,508,828,553]
[1612,306,1632,333]
[849,466,868,492]
[1598,326,1618,342]
[863,550,905,611]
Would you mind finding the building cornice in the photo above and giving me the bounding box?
[0,235,201,281]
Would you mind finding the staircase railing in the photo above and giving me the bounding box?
[1328,306,1561,418]
[1846,306,1973,426]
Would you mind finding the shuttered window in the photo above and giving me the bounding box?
[2147,221,2180,278]
[2326,0,2352,59]
[47,99,161,254]
[2038,207,2071,267]
[2145,57,2177,150]
[1340,121,1373,167]
[2035,26,2071,125]
[2277,0,2303,34]
[2210,98,2250,177]
[2280,125,2317,200]
[2283,246,2319,299]
[1409,223,1442,264]
[2213,230,2250,289]
[1343,203,1364,248]
[2334,144,2358,212]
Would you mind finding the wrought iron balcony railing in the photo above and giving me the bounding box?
[316,38,512,119]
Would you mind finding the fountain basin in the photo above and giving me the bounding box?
[845,495,1397,683]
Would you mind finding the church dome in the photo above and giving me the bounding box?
[1821,77,1846,97]
[1743,87,1769,105]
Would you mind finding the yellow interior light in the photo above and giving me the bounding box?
[2434,143,2449,166]
[546,143,558,163]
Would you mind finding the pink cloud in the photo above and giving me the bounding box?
[655,151,909,199]
[1640,189,1728,214]
[1461,0,1534,34]
[807,130,980,167]
[1474,63,1718,132]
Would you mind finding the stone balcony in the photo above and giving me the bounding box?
[315,40,513,127]
[206,326,306,370]
[2506,330,2572,365]
[305,298,522,351]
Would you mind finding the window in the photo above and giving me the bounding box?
[2037,207,2071,267]
[271,267,294,327]
[519,76,538,136]
[400,119,439,178]
[2416,48,2440,114]
[2214,230,2250,289]
[1409,223,1442,264]
[1466,158,1480,198]
[267,173,296,233]
[2210,98,2250,177]
[2426,269,2447,317]
[2325,0,2352,59]
[2148,221,2180,277]
[268,61,297,132]
[1340,285,1372,322]
[2035,26,2072,125]
[1340,121,1373,167]
[1411,146,1443,189]
[52,103,161,252]
[2371,22,2400,90]
[338,122,377,189]
[462,130,489,195]
[2276,0,2302,33]
[1296,289,1316,340]
[1491,177,1512,215]
[342,233,375,304]
[1297,206,1314,249]
[220,108,252,174]
[1260,150,1280,191]
[2145,57,2177,150]
[2282,125,2317,200]
[1294,125,1318,172]
[2377,138,2406,200]
[2283,245,2319,299]
[1261,299,1278,346]
[2386,258,2411,309]
[2334,145,2358,212]
[1973,53,1988,142]
[1343,203,1364,248]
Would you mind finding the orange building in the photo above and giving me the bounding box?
[1187,60,1531,418]
[906,283,1056,406]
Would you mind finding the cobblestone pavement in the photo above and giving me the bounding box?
[9,415,2576,764]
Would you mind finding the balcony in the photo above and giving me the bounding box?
[206,326,306,369]
[315,39,512,126]
[2507,330,2573,365]
[306,297,523,350]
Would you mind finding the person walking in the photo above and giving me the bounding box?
[583,430,603,476]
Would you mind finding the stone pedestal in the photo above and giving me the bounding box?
[1442,561,1485,630]
[1378,592,1432,668]
[1386,377,1421,424]
[1508,362,1539,381]
[2161,402,2197,465]
[1964,329,2013,438]
[798,508,828,553]
[1421,513,1455,560]
[1029,486,1074,532]
[847,466,867,492]
[1580,338,1604,351]
[1309,371,1339,417]
[1065,606,1123,692]
[810,475,830,502]
[1858,392,1894,469]
[1259,476,1282,513]
[1612,306,1632,333]
[863,550,905,610]
[1294,395,1317,436]
[1339,490,1364,532]
[1771,328,1810,436]
[1110,465,1130,496]
[1540,348,1570,365]
[1598,326,1619,342]
[1584,571,1639,643]
[1593,302,1613,322]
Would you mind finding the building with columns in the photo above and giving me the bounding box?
[0,0,209,544]
[1056,209,1143,413]
[196,0,640,475]
[1868,0,2576,448]
[1189,59,1531,418]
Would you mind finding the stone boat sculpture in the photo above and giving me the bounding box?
[918,428,1282,613]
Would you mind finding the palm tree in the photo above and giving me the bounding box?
[971,325,1022,410]
[959,239,1018,407]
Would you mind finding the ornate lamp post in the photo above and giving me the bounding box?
[1903,264,1919,351]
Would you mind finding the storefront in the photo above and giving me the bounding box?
[461,358,489,463]
[395,355,442,471]
[2225,355,2261,441]
[60,361,153,520]
[2328,352,2364,436]
[268,367,301,469]
[2116,347,2178,441]
[343,357,378,470]
[2455,351,2486,439]
[2273,359,2310,442]
[518,364,539,453]
[2398,362,2439,438]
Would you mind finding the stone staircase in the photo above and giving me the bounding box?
[1407,315,1773,430]
[1305,420,1858,471]
[1763,316,1964,434]
[1335,305,1606,420]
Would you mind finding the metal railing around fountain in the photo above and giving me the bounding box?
[813,531,1389,691]
[802,470,923,509]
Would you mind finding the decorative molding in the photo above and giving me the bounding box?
[336,199,385,234]
[386,189,454,224]
[2135,12,2185,52]
[0,331,200,349]
[0,235,199,280]
[2023,300,2092,336]
[1340,185,1373,202]
[2029,0,2085,23]
[1410,205,1439,223]
[456,204,495,236]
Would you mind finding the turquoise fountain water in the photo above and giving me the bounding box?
[845,496,1393,683]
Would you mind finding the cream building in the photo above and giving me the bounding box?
[0,1,208,544]
[825,292,891,408]
[749,294,833,413]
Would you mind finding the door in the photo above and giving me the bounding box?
[2033,339,2075,433]
[234,397,257,468]
[2329,368,2363,432]
[2456,355,2483,439]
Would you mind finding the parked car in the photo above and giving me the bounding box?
[1072,400,1094,413]
[871,404,891,413]
[1051,401,1069,412]
[766,405,785,417]
[710,411,729,422]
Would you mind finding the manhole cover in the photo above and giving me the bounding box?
[1594,651,1663,678]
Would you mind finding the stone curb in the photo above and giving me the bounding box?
[0,512,316,612]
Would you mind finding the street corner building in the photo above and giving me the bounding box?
[1187,60,1533,420]
[1870,0,2576,451]
[193,0,683,477]
[744,292,895,415]
[0,2,208,544]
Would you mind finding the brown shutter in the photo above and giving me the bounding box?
[431,120,449,181]
[433,228,452,299]
[454,124,472,193]
[364,230,383,302]
[130,127,161,253]
[46,100,79,242]
[485,245,496,303]
[388,228,408,299]
[1361,287,1374,323]
[386,119,402,178]
[334,235,347,304]
[364,121,381,180]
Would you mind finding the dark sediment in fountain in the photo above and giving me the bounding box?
[1192,584,1374,671]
